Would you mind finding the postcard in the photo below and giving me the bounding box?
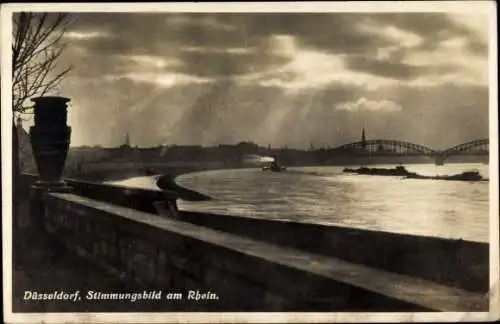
[1,1,498,323]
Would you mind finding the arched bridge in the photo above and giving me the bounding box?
[435,139,489,165]
[440,139,489,159]
[333,139,489,164]
[334,140,436,157]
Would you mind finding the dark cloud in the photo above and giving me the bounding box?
[61,12,488,83]
[37,11,490,148]
[348,57,423,80]
[368,13,488,55]
[228,14,395,54]
[65,13,390,62]
[345,56,459,81]
[68,13,251,56]
[176,47,289,78]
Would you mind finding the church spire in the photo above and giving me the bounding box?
[125,132,130,147]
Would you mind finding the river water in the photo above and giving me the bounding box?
[111,163,490,243]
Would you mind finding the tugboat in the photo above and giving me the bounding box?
[263,156,286,172]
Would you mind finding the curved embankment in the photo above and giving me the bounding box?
[69,166,213,201]
[69,166,202,183]
[156,174,212,201]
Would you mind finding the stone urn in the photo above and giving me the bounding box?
[29,96,72,188]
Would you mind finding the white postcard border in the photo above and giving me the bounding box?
[1,2,498,323]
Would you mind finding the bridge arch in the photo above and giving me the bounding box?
[439,139,489,160]
[333,140,436,156]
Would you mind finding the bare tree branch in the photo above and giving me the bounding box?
[12,12,73,113]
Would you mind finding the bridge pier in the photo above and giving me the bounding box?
[434,155,445,166]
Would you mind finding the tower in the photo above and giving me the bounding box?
[125,132,131,147]
[361,128,366,148]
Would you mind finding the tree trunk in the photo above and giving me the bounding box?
[13,119,20,205]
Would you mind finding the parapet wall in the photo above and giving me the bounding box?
[38,192,440,311]
[178,211,489,293]
[20,173,177,215]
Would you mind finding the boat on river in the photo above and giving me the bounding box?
[343,165,483,181]
[263,156,287,172]
[406,169,483,181]
[343,165,410,176]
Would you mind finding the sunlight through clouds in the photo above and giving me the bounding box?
[402,43,488,86]
[337,97,403,113]
[51,10,491,147]
[257,51,399,92]
[448,13,489,43]
[64,30,110,39]
[359,23,423,48]
[123,72,213,88]
[127,55,179,69]
[269,35,297,58]
[102,72,213,88]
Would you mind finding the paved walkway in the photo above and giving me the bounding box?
[11,201,229,312]
[11,201,139,312]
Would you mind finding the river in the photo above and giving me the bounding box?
[110,163,490,243]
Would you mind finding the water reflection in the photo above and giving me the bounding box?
[175,164,489,243]
[109,164,489,243]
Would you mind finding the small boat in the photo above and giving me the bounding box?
[263,156,286,172]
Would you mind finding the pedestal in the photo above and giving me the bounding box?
[29,184,74,234]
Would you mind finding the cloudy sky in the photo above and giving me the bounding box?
[37,9,491,149]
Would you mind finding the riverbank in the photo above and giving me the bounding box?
[67,166,213,201]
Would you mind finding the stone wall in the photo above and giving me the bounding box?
[20,174,177,215]
[38,192,446,311]
[178,211,489,293]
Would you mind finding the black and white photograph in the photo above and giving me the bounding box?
[1,2,498,323]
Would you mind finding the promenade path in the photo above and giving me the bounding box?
[12,197,259,312]
[12,201,135,312]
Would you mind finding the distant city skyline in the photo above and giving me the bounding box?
[19,9,491,149]
[64,128,487,152]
